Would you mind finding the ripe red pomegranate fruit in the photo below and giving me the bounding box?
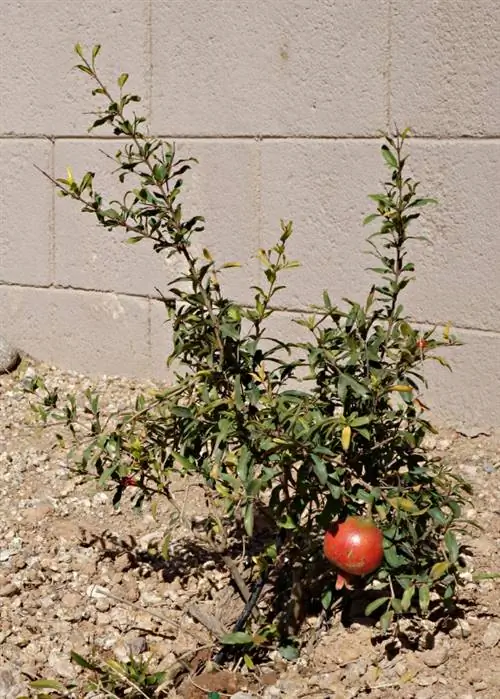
[323,516,384,590]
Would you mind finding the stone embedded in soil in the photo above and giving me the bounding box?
[420,641,450,668]
[0,583,20,597]
[482,621,500,648]
[0,336,20,374]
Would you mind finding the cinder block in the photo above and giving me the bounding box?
[0,0,149,135]
[0,139,52,285]
[259,139,384,309]
[0,286,151,377]
[391,0,500,136]
[151,0,388,136]
[54,140,168,297]
[399,141,500,332]
[420,327,500,431]
[54,139,259,302]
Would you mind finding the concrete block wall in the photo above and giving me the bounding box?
[1,0,499,431]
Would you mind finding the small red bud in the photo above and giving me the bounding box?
[120,476,137,487]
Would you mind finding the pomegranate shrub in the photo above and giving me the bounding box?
[28,44,473,658]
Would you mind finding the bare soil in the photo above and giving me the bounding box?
[0,361,499,699]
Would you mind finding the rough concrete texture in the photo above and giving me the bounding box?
[0,0,499,428]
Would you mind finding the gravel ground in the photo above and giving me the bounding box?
[0,360,499,699]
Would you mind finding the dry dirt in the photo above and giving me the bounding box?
[0,361,499,699]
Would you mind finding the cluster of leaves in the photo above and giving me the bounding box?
[28,43,473,659]
[20,651,167,698]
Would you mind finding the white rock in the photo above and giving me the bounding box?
[86,584,111,600]
[482,621,500,648]
[0,336,19,373]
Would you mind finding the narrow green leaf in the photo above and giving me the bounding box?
[321,589,333,610]
[430,560,450,580]
[70,651,97,670]
[444,530,459,563]
[30,680,66,691]
[220,631,253,645]
[244,502,254,536]
[365,596,390,616]
[401,584,415,612]
[419,584,430,614]
[380,609,394,634]
[311,454,328,485]
[363,213,379,225]
[117,72,129,88]
[381,144,398,169]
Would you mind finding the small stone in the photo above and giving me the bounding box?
[48,650,75,679]
[415,689,434,699]
[415,675,438,686]
[0,336,20,373]
[231,693,259,699]
[95,597,111,612]
[482,621,500,649]
[127,636,148,656]
[474,680,488,691]
[92,492,108,506]
[86,584,110,600]
[421,641,449,668]
[113,640,132,663]
[449,619,471,639]
[61,592,81,609]
[0,583,20,597]
[0,668,25,699]
[114,552,134,573]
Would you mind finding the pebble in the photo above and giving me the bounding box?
[482,621,500,648]
[415,689,434,699]
[421,641,449,668]
[0,583,20,597]
[0,336,20,374]
[48,650,75,679]
[449,619,471,639]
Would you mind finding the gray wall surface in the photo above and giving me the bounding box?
[0,0,499,431]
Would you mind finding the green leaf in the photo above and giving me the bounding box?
[444,530,459,563]
[125,236,143,244]
[311,454,328,485]
[208,692,221,699]
[381,144,398,169]
[430,561,450,580]
[321,588,333,610]
[384,544,407,569]
[279,643,299,660]
[429,507,448,526]
[244,503,254,536]
[380,609,394,634]
[363,213,379,225]
[70,651,97,670]
[365,596,390,616]
[220,631,253,645]
[419,584,430,614]
[117,72,129,88]
[172,452,194,470]
[92,44,101,60]
[391,597,403,613]
[401,584,415,612]
[30,680,66,691]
